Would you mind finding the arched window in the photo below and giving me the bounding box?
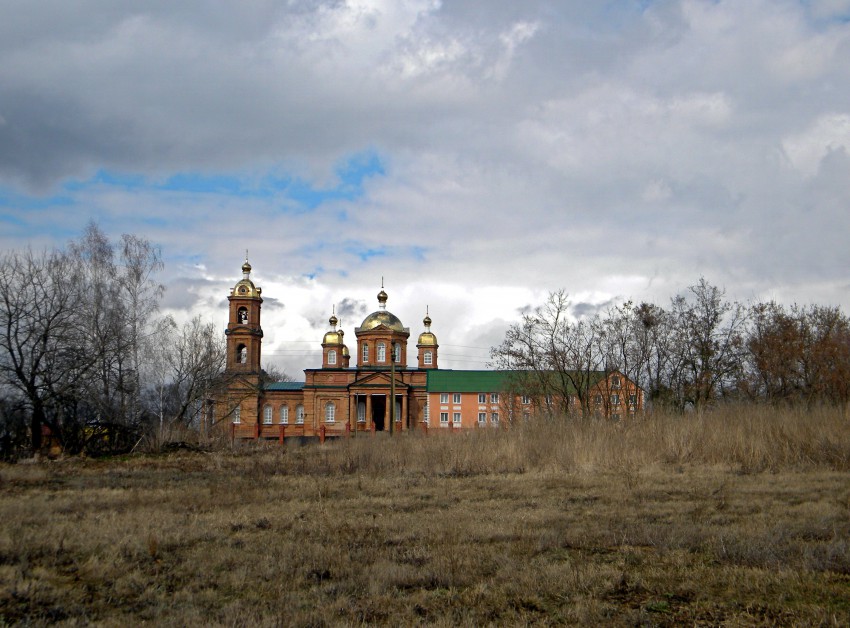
[237,344,247,364]
[393,343,401,363]
[237,307,248,324]
[377,342,386,362]
[325,402,335,423]
[280,406,289,424]
[328,349,337,365]
[423,350,432,365]
[295,404,304,424]
[362,343,369,363]
[233,407,241,424]
[263,405,273,424]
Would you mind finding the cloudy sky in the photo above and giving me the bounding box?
[2,0,850,376]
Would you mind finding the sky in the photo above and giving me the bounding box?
[1,0,850,377]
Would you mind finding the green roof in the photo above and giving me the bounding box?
[264,381,305,391]
[426,369,611,394]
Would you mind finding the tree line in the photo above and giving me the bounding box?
[0,224,226,457]
[490,279,850,416]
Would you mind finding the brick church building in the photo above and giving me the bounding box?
[213,260,644,441]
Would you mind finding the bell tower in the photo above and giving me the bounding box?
[225,257,263,374]
[417,308,438,369]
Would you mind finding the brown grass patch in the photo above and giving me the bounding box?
[1,406,849,625]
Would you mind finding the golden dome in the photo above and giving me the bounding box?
[417,331,437,346]
[242,260,252,274]
[323,331,342,345]
[359,310,405,332]
[231,257,261,298]
[342,345,350,357]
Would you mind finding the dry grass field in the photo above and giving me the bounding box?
[1,406,849,626]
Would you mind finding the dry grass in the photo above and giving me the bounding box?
[1,406,849,626]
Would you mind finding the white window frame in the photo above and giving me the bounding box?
[280,406,289,425]
[357,400,366,423]
[491,412,499,425]
[440,412,449,425]
[233,407,241,424]
[478,393,486,404]
[263,405,273,424]
[423,401,429,424]
[327,349,336,365]
[521,395,531,405]
[423,350,432,365]
[393,343,401,363]
[453,412,461,426]
[362,343,369,363]
[452,393,461,405]
[377,342,386,362]
[296,404,304,424]
[440,393,449,404]
[490,393,499,403]
[325,402,335,423]
[478,412,486,425]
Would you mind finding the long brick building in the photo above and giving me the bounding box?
[213,260,644,440]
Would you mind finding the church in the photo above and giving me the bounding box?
[214,260,644,442]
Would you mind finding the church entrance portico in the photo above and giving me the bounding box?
[371,394,386,431]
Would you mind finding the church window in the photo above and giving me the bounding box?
[296,405,304,424]
[237,344,247,364]
[611,375,622,389]
[395,398,402,422]
[423,350,432,365]
[328,349,336,365]
[611,393,620,406]
[263,405,273,424]
[280,406,289,424]
[362,343,369,363]
[393,343,401,363]
[237,307,248,323]
[423,402,429,424]
[377,342,386,362]
[233,407,241,424]
[357,401,366,423]
[325,402,335,423]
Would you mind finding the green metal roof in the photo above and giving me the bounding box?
[426,369,610,393]
[264,381,305,391]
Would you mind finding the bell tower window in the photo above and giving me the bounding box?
[362,343,369,363]
[393,343,401,363]
[236,344,247,364]
[424,350,432,365]
[377,342,386,363]
[328,349,337,365]
[237,307,248,324]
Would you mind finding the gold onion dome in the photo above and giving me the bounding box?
[360,286,404,332]
[418,309,436,345]
[323,330,342,344]
[242,260,252,274]
[232,257,261,298]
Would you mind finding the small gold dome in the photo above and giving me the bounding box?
[417,331,437,346]
[329,313,338,328]
[323,331,342,345]
[377,289,388,305]
[242,260,252,274]
[342,345,350,357]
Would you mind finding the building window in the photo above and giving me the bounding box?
[236,344,247,364]
[595,394,603,405]
[611,375,621,389]
[296,405,304,424]
[521,395,531,405]
[545,394,553,406]
[440,393,449,404]
[478,393,486,404]
[423,402,429,424]
[491,412,499,425]
[394,399,402,422]
[393,343,401,363]
[629,394,637,407]
[478,412,486,425]
[357,401,366,423]
[233,407,241,424]
[440,412,449,426]
[452,393,461,404]
[362,343,369,363]
[490,393,499,403]
[280,406,289,424]
[377,342,386,362]
[325,402,335,423]
[237,307,248,323]
[263,405,273,424]
[611,394,620,406]
[453,412,461,426]
[328,349,336,365]
[423,350,432,365]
